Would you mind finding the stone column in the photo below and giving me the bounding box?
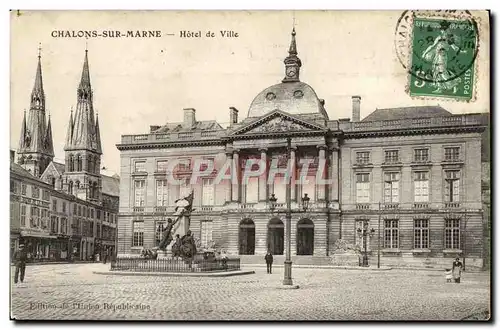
[225,151,233,203]
[317,145,327,201]
[231,150,240,202]
[290,146,297,202]
[258,148,268,202]
[329,145,339,204]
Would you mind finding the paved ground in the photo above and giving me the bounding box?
[10,263,490,321]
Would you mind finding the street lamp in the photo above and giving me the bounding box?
[269,193,277,213]
[301,193,310,212]
[357,220,375,267]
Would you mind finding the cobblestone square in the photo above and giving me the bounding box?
[10,263,490,320]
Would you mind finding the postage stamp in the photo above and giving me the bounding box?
[395,10,480,101]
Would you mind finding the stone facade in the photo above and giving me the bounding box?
[116,29,488,268]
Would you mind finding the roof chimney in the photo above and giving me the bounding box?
[229,107,238,126]
[10,150,15,163]
[352,96,361,122]
[183,108,196,128]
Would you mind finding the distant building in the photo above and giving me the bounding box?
[115,29,488,267]
[10,49,119,261]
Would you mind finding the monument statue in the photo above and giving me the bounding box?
[154,191,196,260]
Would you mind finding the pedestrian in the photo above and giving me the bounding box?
[265,250,273,274]
[103,248,108,264]
[13,244,28,284]
[444,268,453,283]
[452,257,463,283]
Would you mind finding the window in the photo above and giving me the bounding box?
[384,150,399,163]
[156,180,168,206]
[414,219,429,249]
[10,180,17,193]
[202,178,215,205]
[414,172,429,202]
[414,148,429,162]
[62,202,66,213]
[10,202,14,222]
[42,190,50,201]
[134,161,146,173]
[156,160,168,173]
[384,220,399,249]
[132,221,144,247]
[301,175,316,202]
[177,159,191,171]
[21,184,27,196]
[200,220,213,248]
[155,221,166,246]
[384,172,400,203]
[91,209,94,219]
[87,208,90,218]
[96,223,101,238]
[73,204,77,215]
[356,173,370,203]
[20,205,26,226]
[52,200,57,212]
[356,152,370,164]
[179,178,191,199]
[444,219,460,249]
[61,218,67,234]
[244,176,259,204]
[51,216,57,233]
[355,220,370,250]
[134,180,146,206]
[444,147,460,161]
[32,186,40,199]
[444,171,460,202]
[78,206,82,216]
[272,174,286,203]
[96,210,101,220]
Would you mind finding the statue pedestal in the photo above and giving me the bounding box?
[157,250,170,259]
[330,253,361,266]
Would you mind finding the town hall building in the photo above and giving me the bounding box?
[116,28,488,268]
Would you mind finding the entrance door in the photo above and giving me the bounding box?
[267,218,284,255]
[239,219,255,255]
[297,218,314,255]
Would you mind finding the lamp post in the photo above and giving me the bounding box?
[283,137,293,286]
[357,220,375,267]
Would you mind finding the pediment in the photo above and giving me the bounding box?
[40,161,63,182]
[231,110,326,137]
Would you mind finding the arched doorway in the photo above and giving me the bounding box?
[297,218,314,255]
[267,218,284,255]
[239,219,255,255]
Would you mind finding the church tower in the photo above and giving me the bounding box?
[63,49,103,202]
[282,27,302,83]
[17,47,54,177]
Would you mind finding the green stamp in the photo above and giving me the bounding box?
[408,17,479,100]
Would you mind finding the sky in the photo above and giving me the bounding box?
[10,10,490,174]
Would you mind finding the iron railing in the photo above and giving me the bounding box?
[111,256,240,273]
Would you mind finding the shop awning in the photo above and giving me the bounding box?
[20,230,58,239]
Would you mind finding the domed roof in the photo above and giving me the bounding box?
[247,81,324,118]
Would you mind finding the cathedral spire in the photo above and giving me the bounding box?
[95,113,102,154]
[18,110,27,151]
[44,114,54,157]
[79,49,91,93]
[64,107,74,149]
[31,44,45,109]
[282,27,302,83]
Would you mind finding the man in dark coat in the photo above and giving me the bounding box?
[452,257,463,283]
[13,244,28,284]
[265,250,274,274]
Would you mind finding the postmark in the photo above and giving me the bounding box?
[394,10,480,101]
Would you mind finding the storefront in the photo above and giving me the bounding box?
[21,229,58,261]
